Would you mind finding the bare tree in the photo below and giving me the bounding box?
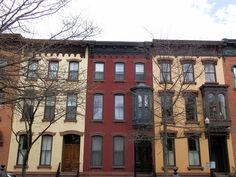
[151,39,213,177]
[5,44,88,177]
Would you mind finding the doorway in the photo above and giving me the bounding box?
[209,135,229,173]
[61,134,80,172]
[135,140,153,172]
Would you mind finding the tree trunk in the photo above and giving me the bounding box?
[163,122,168,177]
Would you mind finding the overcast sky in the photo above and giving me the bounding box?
[30,0,236,41]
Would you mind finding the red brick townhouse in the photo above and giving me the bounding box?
[83,41,154,177]
[222,39,236,167]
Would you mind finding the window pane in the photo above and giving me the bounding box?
[66,94,77,119]
[161,63,171,82]
[138,95,142,107]
[93,94,103,120]
[94,63,104,80]
[161,95,173,119]
[188,137,200,166]
[115,63,124,80]
[69,62,79,80]
[135,63,144,80]
[17,135,27,165]
[40,135,52,165]
[144,95,149,107]
[113,137,124,166]
[115,95,124,120]
[185,96,196,121]
[218,94,226,119]
[28,61,38,79]
[44,96,56,119]
[48,61,59,79]
[208,93,217,119]
[167,138,175,166]
[91,136,102,166]
[183,63,194,82]
[205,64,216,82]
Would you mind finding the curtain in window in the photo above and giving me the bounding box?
[91,136,102,166]
[115,95,124,120]
[113,137,124,166]
[40,135,52,165]
[93,95,103,120]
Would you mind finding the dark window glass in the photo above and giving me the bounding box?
[22,99,34,119]
[208,93,217,119]
[218,94,226,119]
[68,62,79,80]
[115,63,124,80]
[48,61,59,79]
[66,94,77,119]
[135,63,145,80]
[93,94,103,120]
[27,60,38,79]
[185,95,197,121]
[113,136,124,166]
[160,63,171,82]
[114,95,124,120]
[44,95,56,119]
[40,135,52,165]
[94,63,104,80]
[91,136,102,166]
[17,135,28,165]
[188,136,200,166]
[183,63,194,82]
[205,63,216,82]
[167,137,175,166]
[161,95,173,120]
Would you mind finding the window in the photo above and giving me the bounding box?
[48,61,59,79]
[218,94,226,119]
[68,62,79,80]
[91,136,102,166]
[208,93,217,119]
[66,94,77,119]
[114,95,124,120]
[113,136,125,166]
[185,94,197,121]
[17,135,28,165]
[93,94,103,120]
[160,62,171,83]
[27,60,38,79]
[44,95,56,119]
[183,63,194,83]
[40,135,52,165]
[188,136,200,166]
[167,136,175,166]
[205,63,216,82]
[22,99,34,119]
[94,63,104,80]
[115,63,124,80]
[135,63,144,80]
[161,94,173,120]
[233,67,236,87]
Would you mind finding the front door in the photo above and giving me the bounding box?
[210,135,229,173]
[61,134,80,172]
[135,140,153,172]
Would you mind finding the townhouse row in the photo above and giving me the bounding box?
[0,34,236,177]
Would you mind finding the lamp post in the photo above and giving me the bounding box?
[205,117,215,177]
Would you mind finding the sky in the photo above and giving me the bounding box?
[30,0,236,41]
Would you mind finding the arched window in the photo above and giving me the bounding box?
[218,94,226,119]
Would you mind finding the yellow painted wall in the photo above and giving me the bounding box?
[153,56,235,174]
[7,49,88,173]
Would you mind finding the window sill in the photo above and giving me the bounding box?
[14,165,28,169]
[90,165,103,169]
[112,166,125,169]
[114,80,125,83]
[187,166,204,171]
[37,165,52,169]
[204,82,219,85]
[66,79,79,82]
[161,166,177,170]
[42,118,54,122]
[185,121,200,125]
[92,119,104,123]
[159,81,173,84]
[135,80,146,83]
[113,120,125,123]
[64,119,77,122]
[183,81,196,85]
[25,78,38,81]
[93,79,104,82]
